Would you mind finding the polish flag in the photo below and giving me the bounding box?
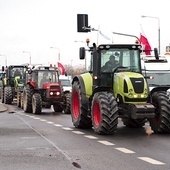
[139,26,151,55]
[57,62,65,75]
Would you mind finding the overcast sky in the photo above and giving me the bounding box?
[0,0,169,66]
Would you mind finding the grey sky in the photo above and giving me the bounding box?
[0,0,169,66]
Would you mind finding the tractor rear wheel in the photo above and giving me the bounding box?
[63,93,71,114]
[32,93,42,114]
[23,87,33,113]
[4,86,13,104]
[1,88,4,103]
[122,118,147,128]
[149,91,170,133]
[91,92,118,135]
[71,81,92,128]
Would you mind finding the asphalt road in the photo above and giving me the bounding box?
[0,104,170,170]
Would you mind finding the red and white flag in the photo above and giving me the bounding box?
[57,62,65,75]
[139,25,151,55]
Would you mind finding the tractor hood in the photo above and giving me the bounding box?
[114,72,148,104]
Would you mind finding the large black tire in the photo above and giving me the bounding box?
[1,88,4,103]
[32,93,42,114]
[91,92,118,135]
[149,92,170,133]
[122,118,147,128]
[63,93,71,114]
[53,105,63,112]
[17,91,21,107]
[71,81,92,128]
[23,87,33,113]
[4,86,13,104]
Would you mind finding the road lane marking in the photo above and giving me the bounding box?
[54,124,63,127]
[98,141,115,146]
[84,135,98,139]
[138,157,165,165]
[32,117,40,120]
[115,147,135,153]
[72,131,85,135]
[46,121,54,124]
[39,119,47,121]
[62,127,73,130]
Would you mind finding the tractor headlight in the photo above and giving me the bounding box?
[50,92,54,95]
[56,92,60,95]
[133,94,138,98]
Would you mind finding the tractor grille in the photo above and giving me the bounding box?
[130,78,144,93]
[50,85,59,89]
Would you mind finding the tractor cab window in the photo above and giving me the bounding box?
[38,71,59,88]
[100,48,141,86]
[121,50,140,72]
[101,49,140,73]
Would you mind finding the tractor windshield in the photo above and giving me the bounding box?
[38,71,59,88]
[101,48,141,73]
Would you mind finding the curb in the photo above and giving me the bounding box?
[0,103,8,113]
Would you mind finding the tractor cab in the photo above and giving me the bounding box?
[26,65,60,89]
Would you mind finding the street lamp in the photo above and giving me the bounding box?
[74,40,87,70]
[23,51,31,64]
[50,47,60,62]
[0,54,7,66]
[141,15,160,54]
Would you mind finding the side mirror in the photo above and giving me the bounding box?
[154,48,159,60]
[77,14,90,32]
[79,47,85,59]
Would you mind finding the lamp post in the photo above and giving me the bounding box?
[0,54,7,66]
[50,47,60,62]
[74,40,87,70]
[141,15,160,54]
[23,51,31,64]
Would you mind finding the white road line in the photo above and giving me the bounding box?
[115,147,135,153]
[46,121,54,124]
[84,135,98,139]
[54,124,63,127]
[62,127,73,130]
[98,140,115,146]
[138,157,165,165]
[39,119,47,122]
[72,131,85,135]
[32,117,40,120]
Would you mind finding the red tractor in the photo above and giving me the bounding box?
[22,65,64,114]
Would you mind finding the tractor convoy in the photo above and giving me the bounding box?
[1,14,170,136]
[0,64,71,114]
[70,14,170,135]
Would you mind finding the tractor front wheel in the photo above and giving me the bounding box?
[122,118,147,128]
[71,81,92,128]
[91,92,118,135]
[63,93,71,114]
[32,93,42,114]
[23,87,33,113]
[53,105,63,112]
[4,86,13,104]
[149,91,170,133]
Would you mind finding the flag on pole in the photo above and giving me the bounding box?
[57,62,65,75]
[139,25,151,55]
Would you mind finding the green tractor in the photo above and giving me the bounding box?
[70,14,170,135]
[1,65,28,104]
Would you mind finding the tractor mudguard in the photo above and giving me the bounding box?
[73,73,92,104]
